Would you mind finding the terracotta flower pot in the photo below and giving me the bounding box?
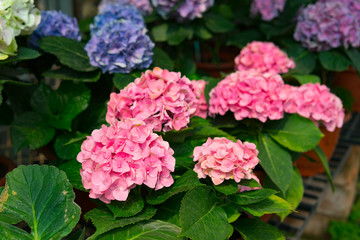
[333,67,360,112]
[195,46,238,78]
[0,155,16,186]
[295,126,341,177]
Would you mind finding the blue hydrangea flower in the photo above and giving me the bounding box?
[91,4,145,34]
[29,10,81,47]
[85,20,154,74]
[151,0,214,22]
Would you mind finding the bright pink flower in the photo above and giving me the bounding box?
[284,83,344,132]
[192,137,260,185]
[209,70,288,122]
[235,41,295,74]
[77,118,176,203]
[106,67,207,132]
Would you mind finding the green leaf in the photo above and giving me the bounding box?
[240,195,292,217]
[0,165,81,239]
[154,193,184,227]
[162,128,194,143]
[278,168,304,221]
[233,218,285,240]
[319,51,351,72]
[331,87,354,112]
[257,133,293,194]
[223,203,241,223]
[214,181,239,195]
[0,222,32,240]
[0,47,41,64]
[171,139,206,169]
[227,29,263,48]
[152,23,168,42]
[113,71,141,90]
[167,25,193,45]
[39,36,96,72]
[291,74,321,84]
[10,112,55,153]
[194,25,213,40]
[54,132,87,161]
[43,67,101,82]
[230,189,277,206]
[203,76,220,103]
[204,13,235,33]
[30,82,91,130]
[0,84,3,105]
[152,47,174,70]
[85,205,157,240]
[265,114,323,152]
[179,186,232,240]
[284,42,316,74]
[57,159,84,191]
[191,125,236,141]
[96,220,183,240]
[106,189,144,218]
[238,179,262,189]
[344,48,360,75]
[313,146,335,191]
[146,170,202,205]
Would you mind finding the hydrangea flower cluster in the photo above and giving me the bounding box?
[98,0,153,15]
[193,137,260,185]
[91,3,145,34]
[106,67,207,131]
[29,11,81,47]
[0,0,40,59]
[85,19,154,73]
[284,83,345,132]
[209,70,288,123]
[191,80,208,119]
[77,118,176,203]
[294,0,360,51]
[151,0,214,22]
[234,41,295,74]
[250,0,286,21]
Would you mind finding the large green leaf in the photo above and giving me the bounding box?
[97,220,183,240]
[257,133,293,194]
[146,170,202,205]
[284,42,316,74]
[10,112,55,152]
[0,165,81,239]
[167,25,193,46]
[227,29,263,48]
[240,195,292,217]
[154,193,184,227]
[204,13,235,33]
[152,23,168,42]
[223,203,241,223]
[57,159,84,191]
[39,36,96,72]
[0,222,32,240]
[265,114,323,152]
[106,188,144,218]
[233,218,285,240]
[319,51,351,72]
[291,74,321,85]
[214,181,239,195]
[278,168,304,220]
[30,82,91,130]
[85,205,157,240]
[152,47,174,70]
[113,71,141,90]
[313,146,335,191]
[171,139,206,169]
[54,132,87,161]
[0,47,41,64]
[179,186,233,240]
[229,189,277,206]
[43,67,101,82]
[344,48,360,75]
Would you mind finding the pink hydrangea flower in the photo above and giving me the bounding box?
[192,137,260,185]
[106,67,207,132]
[284,83,345,132]
[209,70,288,122]
[77,118,176,203]
[235,41,295,74]
[191,80,208,118]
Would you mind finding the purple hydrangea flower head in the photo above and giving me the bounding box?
[250,0,286,21]
[98,0,153,15]
[91,4,145,34]
[29,10,81,46]
[294,0,360,51]
[151,0,214,22]
[85,19,154,74]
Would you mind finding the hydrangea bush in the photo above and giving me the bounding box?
[250,0,286,21]
[98,0,153,15]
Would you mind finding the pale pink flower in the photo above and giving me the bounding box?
[192,137,260,185]
[106,67,207,132]
[235,41,295,74]
[284,83,344,132]
[209,70,288,122]
[77,118,175,203]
